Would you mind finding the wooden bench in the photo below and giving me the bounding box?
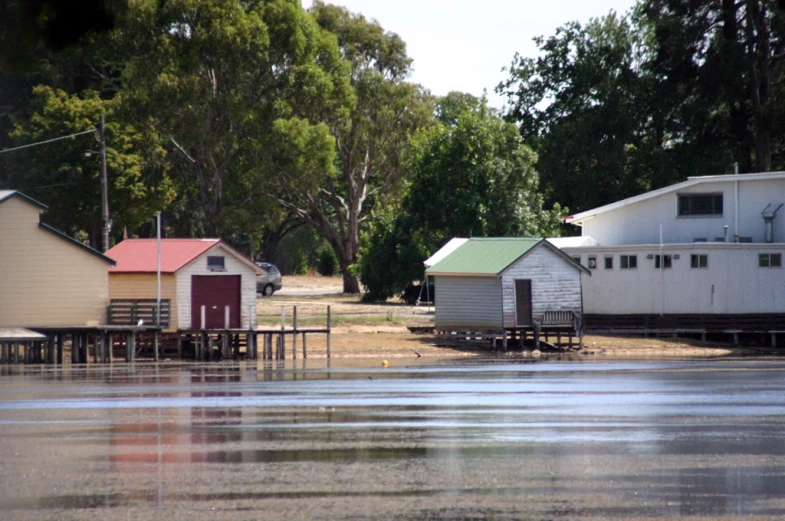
[534,310,577,328]
[108,299,171,328]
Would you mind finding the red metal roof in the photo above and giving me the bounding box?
[106,239,222,273]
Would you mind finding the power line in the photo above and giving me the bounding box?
[0,129,95,154]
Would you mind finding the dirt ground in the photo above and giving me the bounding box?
[258,274,745,359]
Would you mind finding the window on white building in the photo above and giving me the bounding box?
[678,193,723,216]
[604,256,613,269]
[207,256,226,271]
[655,254,672,269]
[690,254,708,268]
[588,256,597,269]
[620,255,637,269]
[759,253,782,268]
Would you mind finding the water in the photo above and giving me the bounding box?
[2,357,785,520]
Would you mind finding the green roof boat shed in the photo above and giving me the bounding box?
[426,238,589,332]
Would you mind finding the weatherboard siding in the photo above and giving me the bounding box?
[434,276,503,329]
[108,274,178,331]
[176,245,257,329]
[501,247,583,328]
[0,197,109,327]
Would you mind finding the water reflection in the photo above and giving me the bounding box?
[2,359,785,519]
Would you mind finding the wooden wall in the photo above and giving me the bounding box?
[0,197,110,327]
[501,247,583,328]
[433,276,502,329]
[108,273,178,331]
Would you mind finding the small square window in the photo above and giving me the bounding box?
[690,254,708,269]
[207,256,225,271]
[620,255,637,269]
[655,255,672,269]
[604,256,613,269]
[759,253,782,268]
[572,256,581,266]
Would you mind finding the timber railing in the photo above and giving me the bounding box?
[108,299,171,328]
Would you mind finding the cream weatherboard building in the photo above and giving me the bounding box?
[559,171,785,331]
[0,190,115,328]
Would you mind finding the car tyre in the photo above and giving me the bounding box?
[263,284,275,297]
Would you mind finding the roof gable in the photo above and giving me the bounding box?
[0,190,47,210]
[565,171,785,224]
[38,223,116,265]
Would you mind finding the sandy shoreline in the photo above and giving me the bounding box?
[257,275,753,360]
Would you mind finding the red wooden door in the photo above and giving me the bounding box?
[191,275,241,329]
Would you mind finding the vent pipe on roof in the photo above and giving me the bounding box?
[762,203,784,243]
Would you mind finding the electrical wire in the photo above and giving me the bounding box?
[0,129,95,154]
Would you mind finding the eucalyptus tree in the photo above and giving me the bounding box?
[498,11,665,213]
[265,2,433,293]
[642,0,785,173]
[119,0,350,238]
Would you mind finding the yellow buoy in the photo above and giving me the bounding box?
[381,360,389,367]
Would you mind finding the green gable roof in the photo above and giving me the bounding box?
[426,238,542,276]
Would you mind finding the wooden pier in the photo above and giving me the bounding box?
[1,306,331,365]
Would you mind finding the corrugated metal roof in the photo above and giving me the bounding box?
[107,239,222,273]
[423,237,468,267]
[426,238,542,276]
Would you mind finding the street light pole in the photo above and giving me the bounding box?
[98,114,111,252]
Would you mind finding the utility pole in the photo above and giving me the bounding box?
[98,114,111,252]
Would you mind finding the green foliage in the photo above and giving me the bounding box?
[119,0,349,239]
[5,86,175,244]
[360,95,564,301]
[316,246,338,276]
[498,12,664,213]
[272,2,432,293]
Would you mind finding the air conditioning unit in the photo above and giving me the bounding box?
[588,257,597,269]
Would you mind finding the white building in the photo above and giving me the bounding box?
[559,171,785,331]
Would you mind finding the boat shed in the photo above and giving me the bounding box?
[426,238,589,334]
[0,190,115,328]
[106,239,261,332]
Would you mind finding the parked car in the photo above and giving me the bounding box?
[256,262,282,296]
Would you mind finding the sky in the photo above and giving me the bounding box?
[303,0,638,109]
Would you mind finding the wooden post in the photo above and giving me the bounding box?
[56,334,63,365]
[153,331,159,362]
[223,332,230,360]
[292,306,297,360]
[201,306,206,330]
[47,336,56,364]
[107,333,113,363]
[302,332,307,359]
[129,331,136,362]
[280,307,286,359]
[225,305,230,329]
[326,305,331,359]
